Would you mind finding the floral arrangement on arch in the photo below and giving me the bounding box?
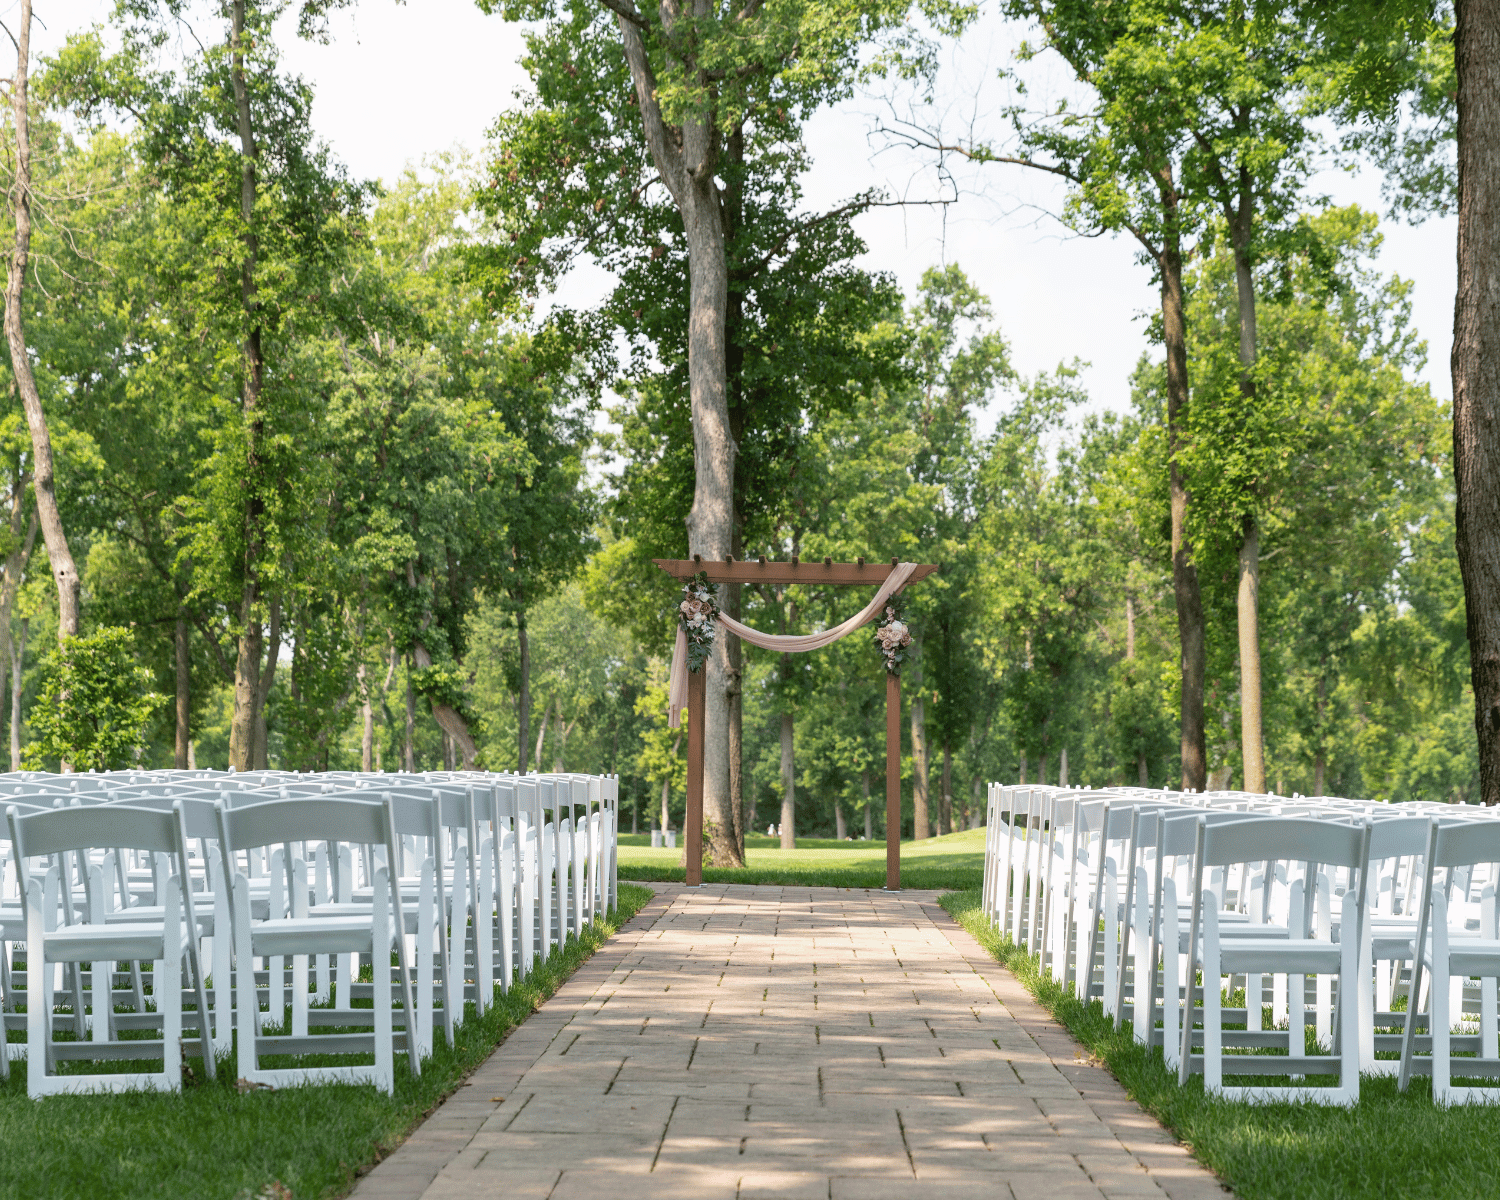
[874,592,913,674]
[678,571,720,673]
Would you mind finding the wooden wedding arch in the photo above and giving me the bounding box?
[654,556,938,889]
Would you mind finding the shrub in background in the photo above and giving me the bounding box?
[24,627,165,771]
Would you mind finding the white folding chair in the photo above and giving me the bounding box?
[1398,817,1500,1103]
[6,803,215,1096]
[1179,815,1371,1106]
[216,796,421,1093]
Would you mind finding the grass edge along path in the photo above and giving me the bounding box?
[942,887,1500,1200]
[0,882,657,1200]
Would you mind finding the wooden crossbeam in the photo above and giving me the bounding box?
[653,557,938,585]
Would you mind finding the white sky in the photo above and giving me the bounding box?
[30,0,1457,430]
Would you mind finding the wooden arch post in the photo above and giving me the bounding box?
[655,556,937,888]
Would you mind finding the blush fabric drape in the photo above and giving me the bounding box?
[667,562,920,728]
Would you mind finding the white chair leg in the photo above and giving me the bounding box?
[234,877,261,1086]
[162,882,183,1092]
[1203,906,1222,1094]
[373,868,394,1096]
[1162,878,1180,1070]
[1431,899,1451,1104]
[417,861,434,1059]
[1102,859,1118,1018]
[292,858,309,1039]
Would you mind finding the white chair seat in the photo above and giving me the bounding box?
[1211,936,1343,976]
[251,916,379,958]
[43,922,168,963]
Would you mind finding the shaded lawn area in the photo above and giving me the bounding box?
[942,887,1500,1200]
[619,826,985,889]
[0,883,655,1200]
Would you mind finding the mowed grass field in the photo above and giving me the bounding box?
[618,825,986,890]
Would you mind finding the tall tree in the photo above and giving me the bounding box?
[483,0,962,860]
[884,0,1216,789]
[4,0,79,642]
[1451,1,1500,804]
[70,2,371,768]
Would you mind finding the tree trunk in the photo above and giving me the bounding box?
[411,639,477,768]
[0,504,35,771]
[940,741,954,836]
[1159,177,1208,792]
[616,11,738,863]
[359,658,373,772]
[1059,746,1070,788]
[1039,753,1048,786]
[834,796,846,840]
[226,0,268,767]
[1237,515,1266,792]
[553,701,569,773]
[228,617,261,771]
[779,709,795,849]
[403,658,416,772]
[175,612,191,769]
[534,697,549,768]
[1228,186,1266,794]
[725,123,749,865]
[1138,752,1149,787]
[4,0,79,643]
[910,694,930,840]
[970,775,984,828]
[516,606,531,772]
[250,595,280,771]
[862,769,873,839]
[1454,0,1500,805]
[8,617,25,771]
[1019,749,1027,785]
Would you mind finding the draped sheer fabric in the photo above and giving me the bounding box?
[668,562,920,728]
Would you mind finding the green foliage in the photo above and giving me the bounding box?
[24,628,165,770]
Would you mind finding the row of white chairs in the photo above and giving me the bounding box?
[0,768,619,1097]
[983,782,1500,1106]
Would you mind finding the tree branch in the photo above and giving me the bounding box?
[614,12,690,204]
[598,0,648,29]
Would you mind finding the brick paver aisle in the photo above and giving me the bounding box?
[354,885,1230,1200]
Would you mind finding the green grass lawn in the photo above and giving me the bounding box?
[0,883,655,1200]
[943,887,1500,1200]
[618,825,985,889]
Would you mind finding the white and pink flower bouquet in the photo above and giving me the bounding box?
[874,595,913,674]
[678,571,720,673]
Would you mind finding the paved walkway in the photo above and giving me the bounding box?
[353,885,1230,1200]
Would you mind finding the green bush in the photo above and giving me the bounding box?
[24,627,165,771]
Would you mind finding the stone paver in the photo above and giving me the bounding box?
[352,885,1232,1200]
